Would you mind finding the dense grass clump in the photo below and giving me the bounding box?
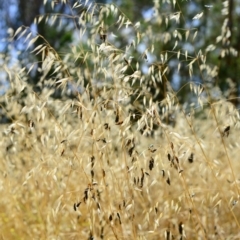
[1,0,240,239]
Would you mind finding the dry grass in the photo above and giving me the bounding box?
[1,0,240,239]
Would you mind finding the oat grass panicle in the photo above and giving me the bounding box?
[1,0,240,239]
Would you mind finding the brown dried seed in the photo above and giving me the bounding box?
[166,177,171,185]
[100,226,104,238]
[140,168,144,188]
[117,212,121,224]
[115,112,119,123]
[128,146,135,156]
[100,34,107,42]
[150,148,157,153]
[223,125,230,137]
[188,153,194,163]
[6,143,13,152]
[179,222,183,235]
[116,121,123,125]
[10,127,15,134]
[84,188,89,201]
[124,58,129,65]
[28,120,35,128]
[77,106,82,119]
[89,232,94,240]
[165,230,170,239]
[91,156,95,165]
[131,157,136,163]
[126,139,131,147]
[149,158,154,170]
[97,202,101,210]
[97,189,101,199]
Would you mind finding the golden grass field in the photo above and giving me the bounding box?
[1,89,240,239]
[1,1,240,239]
